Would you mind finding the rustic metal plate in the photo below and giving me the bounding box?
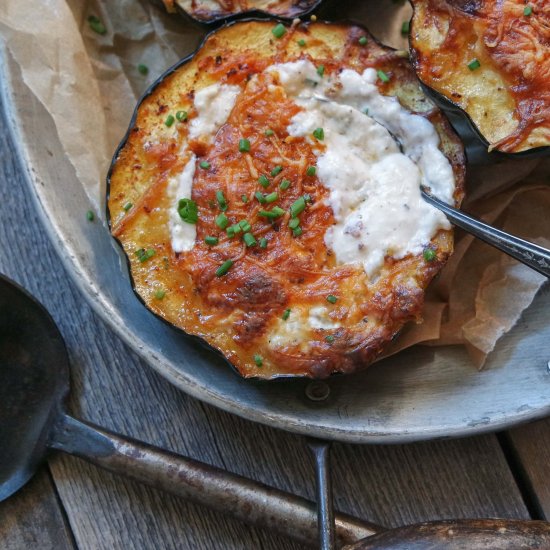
[2,14,550,444]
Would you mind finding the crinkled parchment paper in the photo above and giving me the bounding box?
[0,0,548,367]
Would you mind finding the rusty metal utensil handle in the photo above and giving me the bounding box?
[49,414,381,548]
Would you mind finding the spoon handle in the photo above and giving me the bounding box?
[421,189,550,278]
[49,413,380,547]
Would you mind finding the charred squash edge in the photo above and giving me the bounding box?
[406,1,550,159]
[106,17,465,380]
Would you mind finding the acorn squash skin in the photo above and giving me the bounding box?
[158,0,323,26]
[107,19,466,379]
[409,0,550,157]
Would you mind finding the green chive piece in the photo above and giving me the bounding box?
[216,260,234,277]
[297,39,306,47]
[326,294,338,304]
[216,213,229,229]
[467,58,481,71]
[292,226,303,237]
[317,65,325,77]
[524,5,532,15]
[290,196,306,218]
[255,191,267,204]
[254,354,263,367]
[137,64,149,75]
[401,20,410,34]
[265,192,278,204]
[154,289,166,300]
[165,114,175,127]
[88,15,107,35]
[423,248,437,261]
[359,36,368,46]
[272,23,287,39]
[227,223,242,237]
[204,236,219,246]
[377,70,390,83]
[241,194,249,203]
[216,190,228,211]
[239,220,251,232]
[271,165,283,177]
[239,138,251,153]
[306,166,316,177]
[258,175,270,188]
[243,233,257,247]
[123,202,133,212]
[176,110,188,122]
[280,179,291,190]
[265,129,275,136]
[200,161,211,170]
[259,207,284,219]
[288,218,300,229]
[325,335,335,343]
[135,248,155,263]
[86,210,94,222]
[178,198,198,224]
[313,127,324,141]
[282,308,291,321]
[259,238,268,249]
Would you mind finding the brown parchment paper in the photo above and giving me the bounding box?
[0,0,548,367]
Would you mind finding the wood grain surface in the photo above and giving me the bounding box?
[0,87,547,549]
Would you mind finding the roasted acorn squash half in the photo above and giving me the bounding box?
[107,19,465,379]
[159,0,322,25]
[409,0,550,155]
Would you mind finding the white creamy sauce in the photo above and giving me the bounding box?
[269,60,455,278]
[308,306,339,329]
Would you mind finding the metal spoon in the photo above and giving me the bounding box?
[2,273,550,549]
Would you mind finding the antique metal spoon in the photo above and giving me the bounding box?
[2,273,550,549]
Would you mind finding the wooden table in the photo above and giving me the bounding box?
[1,91,550,550]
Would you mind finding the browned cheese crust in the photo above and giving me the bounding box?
[108,21,465,379]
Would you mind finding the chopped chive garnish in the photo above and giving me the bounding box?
[325,335,335,343]
[423,248,437,261]
[288,218,300,229]
[297,39,306,47]
[216,213,229,229]
[154,289,166,300]
[243,232,257,247]
[204,236,219,246]
[176,110,188,121]
[215,260,234,277]
[326,294,338,304]
[239,138,251,153]
[254,354,263,367]
[239,220,251,232]
[524,5,532,15]
[137,64,149,75]
[135,248,155,263]
[271,165,283,177]
[306,166,316,177]
[255,191,267,204]
[282,308,291,320]
[259,207,284,219]
[259,238,268,249]
[401,20,410,34]
[123,202,133,212]
[467,58,481,71]
[86,210,94,222]
[272,23,287,39]
[292,226,303,237]
[377,70,390,83]
[165,114,175,127]
[317,65,325,77]
[265,129,275,136]
[358,36,368,46]
[290,196,306,218]
[280,179,291,190]
[88,15,107,35]
[216,190,228,211]
[200,160,211,169]
[178,198,198,224]
[258,175,270,188]
[265,192,278,203]
[313,127,324,141]
[241,194,249,203]
[227,224,242,237]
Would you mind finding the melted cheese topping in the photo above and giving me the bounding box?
[168,154,196,253]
